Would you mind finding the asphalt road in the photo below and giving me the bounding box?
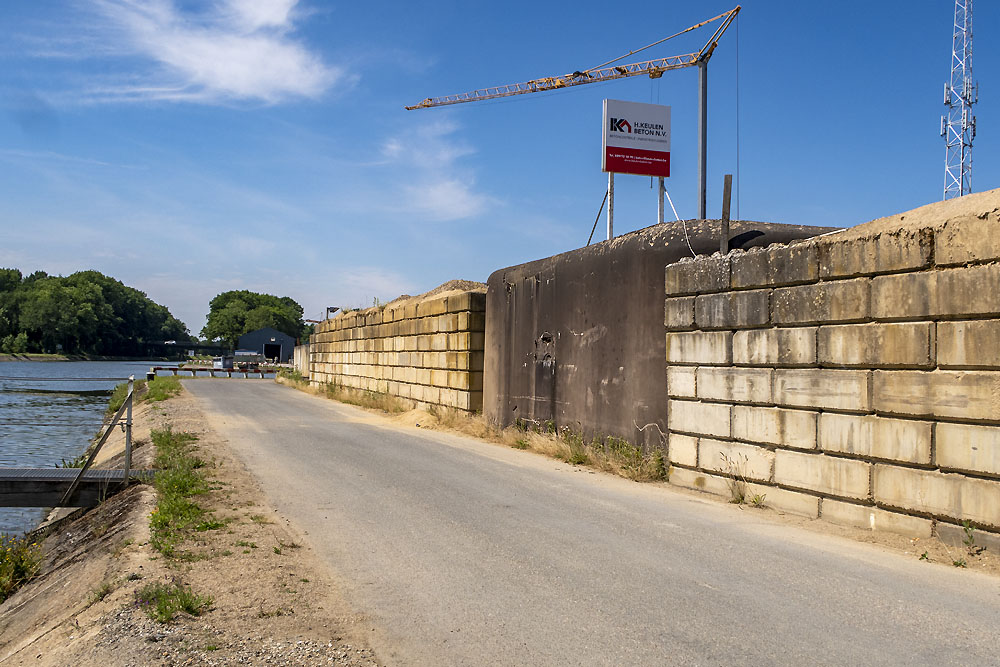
[185,380,1000,666]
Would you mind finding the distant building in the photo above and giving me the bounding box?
[237,327,295,363]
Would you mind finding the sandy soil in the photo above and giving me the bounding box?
[0,386,380,666]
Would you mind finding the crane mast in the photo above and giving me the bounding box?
[407,7,740,220]
[942,0,977,199]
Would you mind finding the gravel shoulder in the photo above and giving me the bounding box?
[0,384,381,666]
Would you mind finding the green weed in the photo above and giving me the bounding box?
[149,427,216,558]
[0,533,42,603]
[134,580,212,623]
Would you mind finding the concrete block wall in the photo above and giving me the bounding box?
[664,197,1000,539]
[309,291,486,412]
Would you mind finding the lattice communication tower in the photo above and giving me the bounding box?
[942,0,977,199]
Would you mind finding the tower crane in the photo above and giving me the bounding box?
[406,6,741,221]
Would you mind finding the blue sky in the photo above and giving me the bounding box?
[1,0,996,334]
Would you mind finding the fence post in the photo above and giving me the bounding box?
[124,375,133,484]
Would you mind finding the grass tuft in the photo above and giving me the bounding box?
[134,579,212,622]
[0,533,42,603]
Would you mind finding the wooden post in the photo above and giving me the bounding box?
[720,173,733,254]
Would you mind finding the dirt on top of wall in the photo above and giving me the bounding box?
[339,280,486,320]
[821,187,1000,242]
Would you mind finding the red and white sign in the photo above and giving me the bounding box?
[602,99,671,178]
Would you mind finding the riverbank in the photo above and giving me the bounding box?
[0,354,180,363]
[0,383,380,666]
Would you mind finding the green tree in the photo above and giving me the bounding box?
[201,290,305,348]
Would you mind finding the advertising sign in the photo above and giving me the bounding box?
[602,99,671,178]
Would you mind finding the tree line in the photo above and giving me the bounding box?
[0,269,190,355]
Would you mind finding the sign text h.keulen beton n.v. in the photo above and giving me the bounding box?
[602,99,671,178]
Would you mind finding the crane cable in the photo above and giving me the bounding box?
[584,9,735,74]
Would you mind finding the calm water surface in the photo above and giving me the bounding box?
[0,360,177,535]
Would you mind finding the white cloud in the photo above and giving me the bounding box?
[379,120,495,221]
[86,0,341,104]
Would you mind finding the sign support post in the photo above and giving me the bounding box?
[607,173,615,240]
[657,177,665,224]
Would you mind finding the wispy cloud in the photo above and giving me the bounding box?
[80,0,343,104]
[379,120,495,221]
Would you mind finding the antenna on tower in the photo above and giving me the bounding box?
[942,0,978,199]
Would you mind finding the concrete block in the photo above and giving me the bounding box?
[665,331,732,365]
[668,467,731,497]
[773,369,871,411]
[818,227,933,278]
[733,327,816,366]
[667,434,698,467]
[937,320,1000,368]
[694,290,770,330]
[696,367,772,404]
[698,438,774,482]
[666,367,697,398]
[874,370,1000,421]
[821,499,933,538]
[936,522,1000,554]
[871,264,1000,320]
[665,257,729,296]
[732,405,817,449]
[668,400,731,438]
[753,485,820,518]
[774,450,871,499]
[818,413,932,464]
[936,422,1000,476]
[420,297,448,317]
[873,465,1000,528]
[731,243,818,288]
[935,217,1000,266]
[818,322,933,368]
[772,279,870,325]
[664,297,696,330]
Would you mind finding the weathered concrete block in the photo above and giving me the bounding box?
[874,370,1000,421]
[668,400,731,438]
[446,291,487,313]
[821,499,933,538]
[664,297,696,330]
[773,369,871,411]
[936,422,1000,476]
[818,413,931,464]
[665,331,732,365]
[696,367,772,404]
[698,438,774,482]
[936,522,1000,554]
[754,485,820,518]
[817,322,933,368]
[871,264,1000,320]
[668,467,731,496]
[873,465,1000,528]
[732,405,817,449]
[774,450,871,499]
[666,366,697,398]
[731,243,818,288]
[818,227,933,278]
[733,327,816,366]
[937,320,1000,368]
[694,290,770,330]
[667,433,698,467]
[772,279,870,325]
[665,257,729,296]
[935,216,1000,266]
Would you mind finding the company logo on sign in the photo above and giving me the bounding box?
[609,118,632,133]
[602,99,671,178]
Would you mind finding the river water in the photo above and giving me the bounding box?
[0,360,177,535]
